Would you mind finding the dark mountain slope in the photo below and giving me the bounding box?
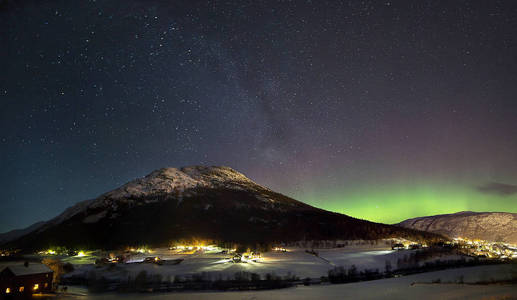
[0,221,45,244]
[5,166,443,249]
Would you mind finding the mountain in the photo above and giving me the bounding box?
[4,166,443,250]
[0,221,46,244]
[397,211,517,244]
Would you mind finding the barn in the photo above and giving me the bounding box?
[0,262,53,297]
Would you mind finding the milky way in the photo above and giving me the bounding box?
[1,0,517,232]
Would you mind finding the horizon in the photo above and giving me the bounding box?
[1,164,516,234]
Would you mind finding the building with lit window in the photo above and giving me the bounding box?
[0,262,53,297]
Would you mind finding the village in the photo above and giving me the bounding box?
[450,238,517,260]
[388,238,517,260]
[0,242,270,297]
[1,238,517,297]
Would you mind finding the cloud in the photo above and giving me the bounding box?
[477,182,517,196]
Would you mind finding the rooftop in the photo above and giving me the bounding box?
[1,263,52,276]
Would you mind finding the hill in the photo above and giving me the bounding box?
[4,166,443,250]
[397,211,517,244]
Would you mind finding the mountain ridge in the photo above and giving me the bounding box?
[397,211,517,244]
[3,166,445,250]
[0,221,46,245]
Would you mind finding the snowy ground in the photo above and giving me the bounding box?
[63,245,470,282]
[6,245,515,299]
[65,248,330,280]
[64,247,400,280]
[57,264,517,300]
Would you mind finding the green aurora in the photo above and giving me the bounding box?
[295,182,517,225]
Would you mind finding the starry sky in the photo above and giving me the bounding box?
[1,0,517,233]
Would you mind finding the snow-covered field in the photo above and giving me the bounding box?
[63,244,471,282]
[65,248,327,280]
[6,245,515,299]
[59,264,517,300]
[64,246,399,280]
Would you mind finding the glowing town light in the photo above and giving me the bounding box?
[273,247,288,252]
[76,251,86,257]
[136,247,151,253]
[33,284,39,291]
[5,288,10,294]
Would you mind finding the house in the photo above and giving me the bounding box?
[391,243,405,250]
[143,256,163,265]
[409,243,422,250]
[232,253,242,263]
[0,262,53,297]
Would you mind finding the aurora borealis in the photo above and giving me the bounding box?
[296,181,517,225]
[1,1,517,233]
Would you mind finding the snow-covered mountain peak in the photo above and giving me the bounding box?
[101,166,258,200]
[3,165,446,249]
[36,166,271,229]
[179,166,253,184]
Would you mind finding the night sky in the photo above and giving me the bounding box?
[1,0,517,233]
